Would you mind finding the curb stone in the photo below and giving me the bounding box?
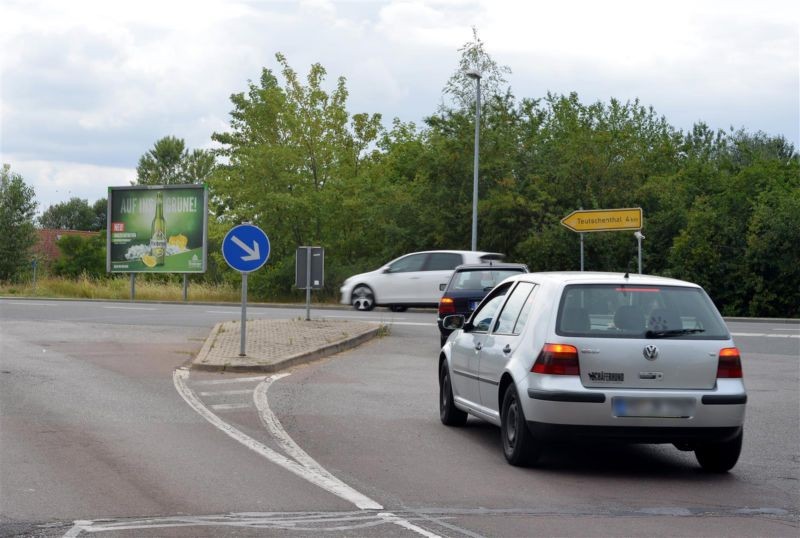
[192,319,384,373]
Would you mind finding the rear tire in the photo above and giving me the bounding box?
[351,285,375,311]
[501,384,542,466]
[695,429,743,473]
[439,362,467,426]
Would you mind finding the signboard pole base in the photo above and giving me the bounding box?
[240,273,247,357]
[183,274,188,302]
[130,273,136,301]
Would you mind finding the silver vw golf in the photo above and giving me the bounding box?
[439,272,747,472]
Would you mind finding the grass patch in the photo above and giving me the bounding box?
[0,275,240,303]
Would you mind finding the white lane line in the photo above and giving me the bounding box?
[731,332,800,338]
[322,315,408,320]
[254,375,439,537]
[172,369,384,511]
[104,306,158,311]
[773,328,800,331]
[378,512,441,538]
[62,520,92,537]
[210,403,251,411]
[199,389,253,396]
[194,375,267,385]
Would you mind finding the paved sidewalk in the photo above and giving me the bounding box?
[192,318,384,373]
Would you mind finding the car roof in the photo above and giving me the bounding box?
[513,271,702,288]
[404,250,504,257]
[454,263,528,271]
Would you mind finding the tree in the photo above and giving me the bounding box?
[209,53,386,296]
[38,197,97,230]
[0,164,38,281]
[443,27,512,110]
[92,198,107,231]
[52,234,106,278]
[135,136,215,185]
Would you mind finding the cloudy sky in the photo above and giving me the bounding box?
[2,0,798,212]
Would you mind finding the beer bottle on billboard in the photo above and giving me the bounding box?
[150,192,166,266]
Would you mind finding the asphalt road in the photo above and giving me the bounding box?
[1,299,798,537]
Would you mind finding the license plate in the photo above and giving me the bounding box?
[612,397,695,418]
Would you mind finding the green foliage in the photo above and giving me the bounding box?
[136,136,215,185]
[52,234,106,278]
[0,164,38,281]
[38,197,100,230]
[199,41,798,317]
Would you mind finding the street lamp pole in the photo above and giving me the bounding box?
[466,69,481,251]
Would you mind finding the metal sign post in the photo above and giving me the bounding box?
[295,246,324,321]
[240,273,248,356]
[222,223,271,357]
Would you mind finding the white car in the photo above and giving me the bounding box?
[340,250,503,311]
[439,271,747,472]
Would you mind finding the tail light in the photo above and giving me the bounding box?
[717,347,743,378]
[532,344,580,376]
[438,297,455,316]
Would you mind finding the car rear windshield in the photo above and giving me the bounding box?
[556,284,729,339]
[450,269,524,291]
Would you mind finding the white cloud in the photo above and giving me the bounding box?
[1,0,797,211]
[4,158,135,212]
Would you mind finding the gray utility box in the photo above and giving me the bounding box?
[295,246,324,289]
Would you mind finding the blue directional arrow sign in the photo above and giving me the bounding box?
[222,224,270,273]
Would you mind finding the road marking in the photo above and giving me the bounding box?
[210,403,251,410]
[731,332,800,339]
[103,306,157,311]
[387,321,435,327]
[205,310,240,314]
[172,369,387,512]
[194,375,267,385]
[62,512,445,536]
[199,389,253,396]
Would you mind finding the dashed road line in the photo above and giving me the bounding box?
[210,403,251,411]
[194,375,267,385]
[199,389,253,396]
[103,306,157,311]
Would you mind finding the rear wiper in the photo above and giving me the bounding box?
[645,328,705,338]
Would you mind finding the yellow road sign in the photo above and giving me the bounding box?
[560,208,642,233]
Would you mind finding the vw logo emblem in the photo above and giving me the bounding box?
[643,345,659,361]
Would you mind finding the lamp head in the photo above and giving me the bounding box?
[465,69,482,80]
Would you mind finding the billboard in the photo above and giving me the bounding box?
[107,185,208,273]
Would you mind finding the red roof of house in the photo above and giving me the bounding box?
[35,229,101,261]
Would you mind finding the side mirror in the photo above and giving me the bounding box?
[382,267,391,274]
[439,283,447,291]
[442,315,465,331]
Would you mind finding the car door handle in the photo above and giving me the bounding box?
[475,342,482,351]
[503,344,512,354]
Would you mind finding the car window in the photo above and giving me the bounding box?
[451,269,524,291]
[426,253,463,271]
[556,284,729,339]
[387,253,427,273]
[494,282,535,334]
[512,285,538,334]
[470,282,512,332]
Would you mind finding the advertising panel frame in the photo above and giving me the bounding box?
[107,184,208,274]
